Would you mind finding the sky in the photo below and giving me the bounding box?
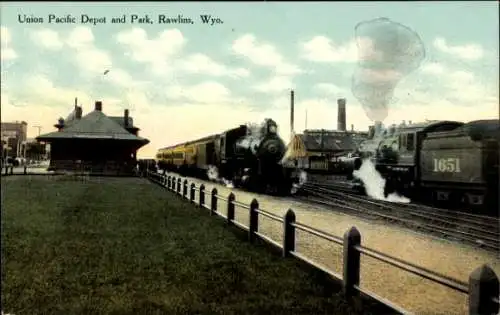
[1,2,499,158]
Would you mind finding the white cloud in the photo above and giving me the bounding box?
[165,81,234,104]
[105,68,135,87]
[116,27,185,75]
[74,47,112,74]
[66,26,94,49]
[433,37,484,60]
[302,35,358,63]
[314,83,348,97]
[232,34,302,75]
[420,62,445,75]
[254,76,294,94]
[1,26,17,61]
[178,53,250,78]
[31,28,63,50]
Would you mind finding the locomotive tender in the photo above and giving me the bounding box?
[156,118,293,195]
[361,119,499,212]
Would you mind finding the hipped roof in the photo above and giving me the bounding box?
[36,110,149,144]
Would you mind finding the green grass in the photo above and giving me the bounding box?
[2,175,390,315]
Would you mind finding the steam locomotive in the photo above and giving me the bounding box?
[360,119,499,213]
[156,119,293,195]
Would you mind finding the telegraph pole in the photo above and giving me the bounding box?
[33,125,42,136]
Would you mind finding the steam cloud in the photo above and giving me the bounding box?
[207,165,234,188]
[353,159,410,203]
[352,17,425,122]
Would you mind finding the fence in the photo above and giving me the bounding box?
[146,170,499,315]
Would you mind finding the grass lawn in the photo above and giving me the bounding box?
[1,175,391,315]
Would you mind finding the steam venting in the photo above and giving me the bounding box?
[353,159,410,203]
[290,170,308,195]
[351,17,425,122]
[207,165,234,188]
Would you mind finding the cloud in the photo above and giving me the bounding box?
[254,76,294,94]
[301,35,358,63]
[314,83,348,97]
[116,27,185,75]
[66,26,95,49]
[31,28,63,50]
[433,37,484,60]
[165,81,236,104]
[66,26,113,74]
[105,68,135,87]
[232,34,302,75]
[420,62,445,75]
[177,53,250,78]
[1,26,17,61]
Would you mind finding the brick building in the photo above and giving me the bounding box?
[1,120,28,160]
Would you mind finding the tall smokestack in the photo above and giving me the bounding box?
[74,97,78,109]
[95,101,102,111]
[290,90,295,136]
[337,98,346,131]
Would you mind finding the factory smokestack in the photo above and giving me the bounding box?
[290,90,295,137]
[337,98,346,131]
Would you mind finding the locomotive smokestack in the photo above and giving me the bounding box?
[290,89,295,137]
[337,98,346,131]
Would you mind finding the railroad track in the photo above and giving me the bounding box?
[298,182,500,253]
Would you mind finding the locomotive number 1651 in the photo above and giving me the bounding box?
[432,158,461,173]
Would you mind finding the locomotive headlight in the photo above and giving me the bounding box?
[269,125,277,134]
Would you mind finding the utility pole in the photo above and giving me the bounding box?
[33,125,42,136]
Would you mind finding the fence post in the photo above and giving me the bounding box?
[283,209,296,257]
[170,177,175,190]
[183,180,188,198]
[211,188,218,215]
[469,264,499,315]
[24,165,27,175]
[199,184,205,207]
[227,193,235,225]
[343,226,361,298]
[177,178,181,194]
[248,199,259,243]
[4,166,7,175]
[10,166,13,175]
[190,183,196,203]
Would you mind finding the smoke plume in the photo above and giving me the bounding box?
[352,17,425,122]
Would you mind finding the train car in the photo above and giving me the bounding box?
[369,120,464,197]
[419,119,499,211]
[362,119,499,213]
[156,119,292,195]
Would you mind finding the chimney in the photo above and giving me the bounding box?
[290,90,295,137]
[75,106,82,119]
[124,109,129,128]
[95,101,102,111]
[74,97,78,109]
[337,98,346,131]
